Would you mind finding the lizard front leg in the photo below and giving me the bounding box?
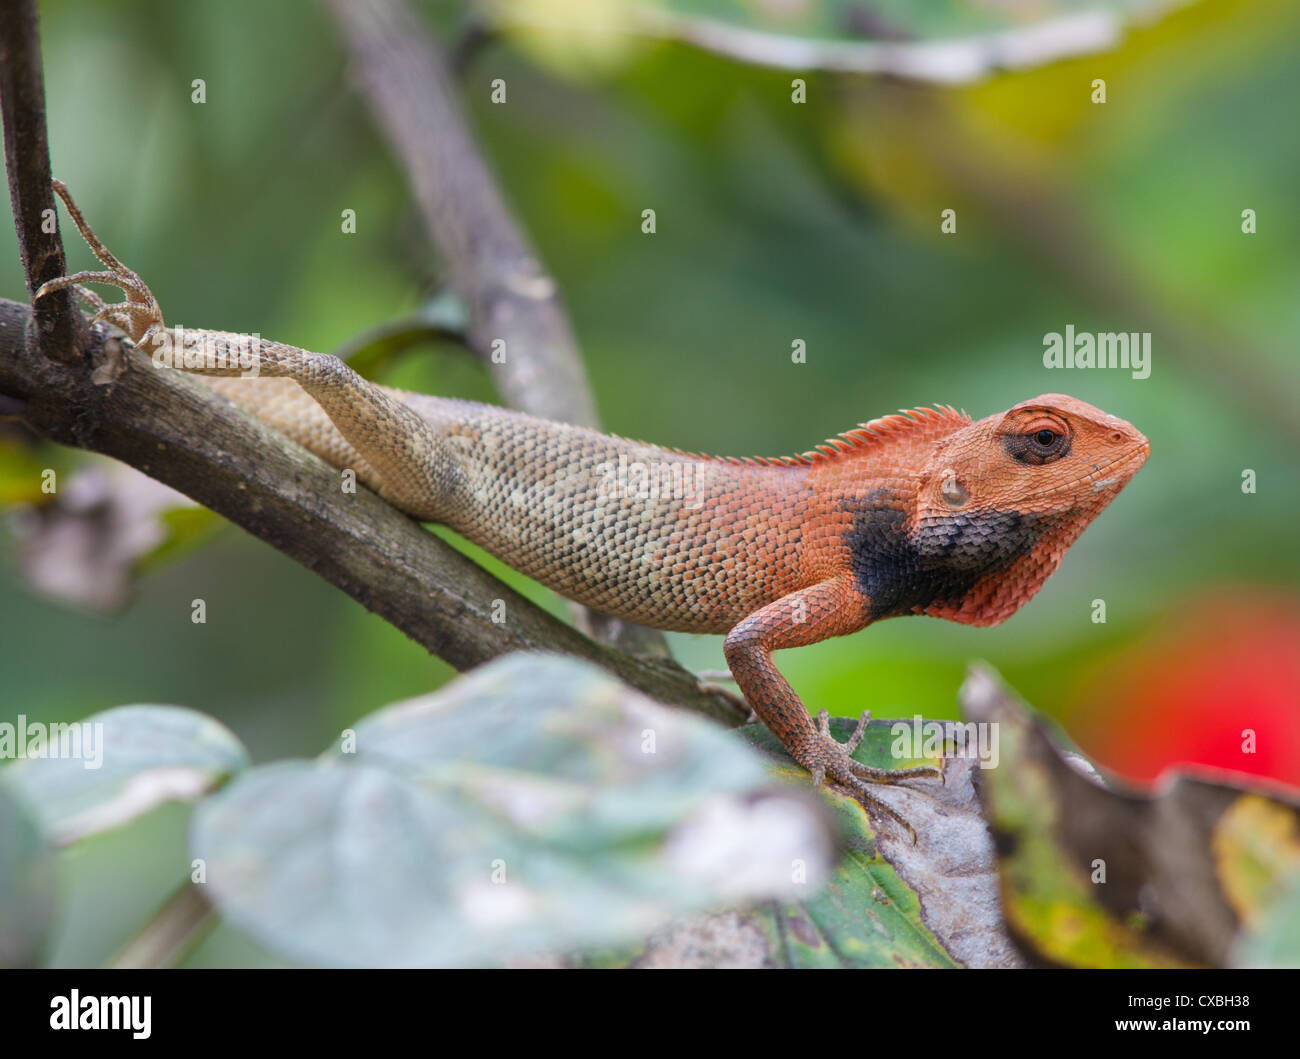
[724,577,942,835]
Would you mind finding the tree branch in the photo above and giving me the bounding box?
[497,3,1136,84]
[324,0,668,656]
[326,0,596,427]
[0,297,746,727]
[0,0,85,362]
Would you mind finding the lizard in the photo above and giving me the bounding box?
[34,180,1150,831]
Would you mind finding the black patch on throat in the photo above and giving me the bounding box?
[846,495,1048,619]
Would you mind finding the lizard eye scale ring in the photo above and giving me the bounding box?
[1001,426,1072,465]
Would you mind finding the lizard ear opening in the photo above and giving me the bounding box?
[940,472,969,508]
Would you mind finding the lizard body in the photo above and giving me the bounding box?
[37,183,1150,825]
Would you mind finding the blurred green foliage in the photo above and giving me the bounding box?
[0,0,1297,965]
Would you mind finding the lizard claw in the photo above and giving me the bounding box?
[849,758,945,785]
[802,708,948,844]
[35,179,165,347]
[836,770,918,845]
[816,707,870,754]
[816,708,944,785]
[796,716,914,844]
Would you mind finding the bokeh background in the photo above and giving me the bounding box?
[1,0,1297,965]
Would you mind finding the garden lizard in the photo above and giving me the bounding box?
[35,181,1150,828]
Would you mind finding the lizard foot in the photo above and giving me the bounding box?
[34,180,165,348]
[819,708,946,787]
[806,709,945,844]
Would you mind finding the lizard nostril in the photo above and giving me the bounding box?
[1109,431,1124,443]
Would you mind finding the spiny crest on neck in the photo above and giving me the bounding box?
[665,404,970,467]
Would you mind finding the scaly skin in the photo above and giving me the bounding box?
[37,182,1150,831]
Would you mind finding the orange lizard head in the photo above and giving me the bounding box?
[905,394,1149,626]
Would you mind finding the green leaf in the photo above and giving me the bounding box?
[0,782,55,967]
[332,291,472,379]
[761,765,960,968]
[588,715,1014,967]
[963,664,1300,968]
[1232,869,1300,968]
[3,706,250,846]
[0,438,54,504]
[133,506,223,575]
[191,653,835,967]
[729,719,1001,966]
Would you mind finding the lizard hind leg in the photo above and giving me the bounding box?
[35,180,453,522]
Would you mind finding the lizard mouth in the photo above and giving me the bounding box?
[1031,437,1149,502]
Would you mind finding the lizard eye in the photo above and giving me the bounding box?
[1002,421,1071,465]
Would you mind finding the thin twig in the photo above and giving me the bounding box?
[326,0,597,427]
[110,883,215,969]
[0,0,85,362]
[325,0,670,657]
[492,2,1148,84]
